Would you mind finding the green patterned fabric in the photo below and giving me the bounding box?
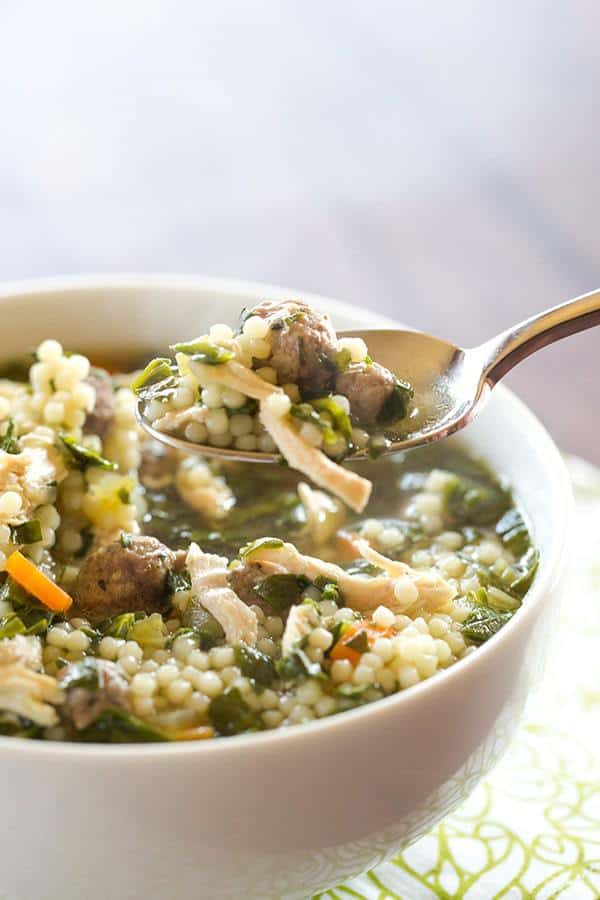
[319,457,600,900]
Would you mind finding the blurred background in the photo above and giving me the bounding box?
[0,1,597,460]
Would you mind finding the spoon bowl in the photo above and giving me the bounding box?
[137,288,600,461]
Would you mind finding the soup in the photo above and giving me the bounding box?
[0,333,537,743]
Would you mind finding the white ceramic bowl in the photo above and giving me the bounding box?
[0,276,571,900]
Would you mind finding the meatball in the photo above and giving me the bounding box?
[59,658,130,730]
[335,362,409,427]
[73,535,175,622]
[249,299,337,396]
[84,370,115,438]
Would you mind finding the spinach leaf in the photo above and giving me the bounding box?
[318,580,341,606]
[75,528,94,559]
[276,648,324,681]
[444,474,511,526]
[496,508,531,556]
[234,644,276,686]
[75,707,168,743]
[99,611,139,639]
[209,688,261,736]
[0,613,27,639]
[166,567,192,595]
[59,657,102,691]
[462,606,513,644]
[377,378,414,425]
[181,600,225,649]
[254,573,309,613]
[0,714,43,738]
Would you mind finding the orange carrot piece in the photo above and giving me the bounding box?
[330,620,394,667]
[170,726,214,742]
[5,551,73,613]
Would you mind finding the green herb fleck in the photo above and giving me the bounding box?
[171,340,234,365]
[60,434,117,471]
[312,396,352,439]
[131,358,173,394]
[11,519,43,545]
[240,537,284,560]
[344,558,383,577]
[335,348,353,372]
[0,419,20,454]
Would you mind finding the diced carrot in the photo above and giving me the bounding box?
[5,551,73,613]
[170,725,215,742]
[330,620,394,667]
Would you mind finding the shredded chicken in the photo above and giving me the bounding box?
[0,636,63,726]
[0,426,68,526]
[297,482,347,545]
[260,403,371,514]
[175,458,234,520]
[185,357,372,514]
[281,603,318,656]
[246,540,456,615]
[186,542,258,645]
[185,357,276,402]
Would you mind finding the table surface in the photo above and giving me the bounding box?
[0,2,598,460]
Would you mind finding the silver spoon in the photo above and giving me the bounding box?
[137,288,600,462]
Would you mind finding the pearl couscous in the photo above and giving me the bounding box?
[0,307,538,743]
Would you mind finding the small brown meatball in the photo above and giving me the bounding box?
[335,362,399,427]
[84,370,115,438]
[139,443,178,489]
[249,299,337,396]
[73,535,175,623]
[229,561,289,618]
[58,659,130,730]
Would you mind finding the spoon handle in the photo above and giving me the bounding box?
[478,288,600,384]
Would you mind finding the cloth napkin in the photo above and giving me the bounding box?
[318,457,600,900]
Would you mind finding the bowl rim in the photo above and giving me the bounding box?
[0,273,573,759]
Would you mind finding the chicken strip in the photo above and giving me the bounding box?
[186,542,258,645]
[245,539,455,615]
